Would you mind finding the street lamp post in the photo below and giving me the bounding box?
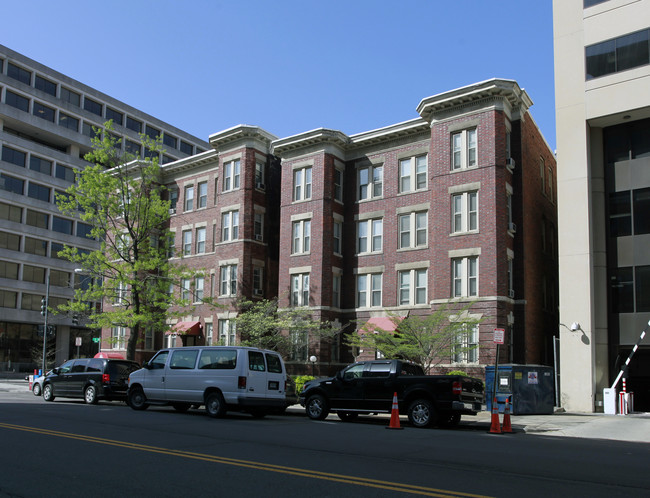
[41,269,50,376]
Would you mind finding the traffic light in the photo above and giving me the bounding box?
[40,298,47,316]
[72,315,79,326]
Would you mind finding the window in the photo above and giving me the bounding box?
[399,211,427,249]
[205,323,213,345]
[26,209,48,228]
[452,192,478,233]
[358,165,382,200]
[111,327,126,350]
[293,166,312,201]
[452,256,478,297]
[332,273,341,308]
[5,90,29,112]
[254,213,264,241]
[508,257,514,298]
[28,183,50,203]
[357,273,382,308]
[7,63,31,84]
[125,140,141,157]
[55,164,75,183]
[196,227,206,254]
[290,273,310,306]
[0,202,22,222]
[399,155,427,193]
[253,267,263,296]
[399,269,427,306]
[451,129,477,170]
[547,167,554,201]
[0,261,18,280]
[184,185,194,211]
[145,125,160,140]
[163,134,177,149]
[194,276,204,302]
[169,188,178,212]
[292,219,311,254]
[0,231,20,251]
[77,222,93,239]
[334,168,343,201]
[60,87,80,107]
[35,75,57,96]
[453,324,479,363]
[106,107,123,126]
[507,191,514,231]
[33,101,55,122]
[290,330,308,361]
[586,29,650,80]
[255,162,265,188]
[84,97,103,116]
[584,0,609,7]
[24,236,47,256]
[182,230,192,256]
[50,269,70,288]
[0,174,24,195]
[333,220,342,254]
[218,319,237,345]
[82,122,101,139]
[220,264,237,296]
[358,218,383,254]
[0,290,17,308]
[2,146,26,167]
[50,242,65,259]
[181,278,191,301]
[223,159,240,192]
[180,140,193,155]
[58,112,79,131]
[198,181,208,208]
[126,116,142,133]
[222,211,239,241]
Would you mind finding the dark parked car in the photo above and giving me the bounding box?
[42,358,140,404]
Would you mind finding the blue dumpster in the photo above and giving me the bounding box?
[485,364,555,415]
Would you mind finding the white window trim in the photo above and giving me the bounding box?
[452,256,479,298]
[290,272,310,307]
[184,185,194,211]
[223,159,241,192]
[293,166,312,202]
[219,264,237,297]
[451,128,477,171]
[221,210,239,242]
[398,268,428,306]
[451,191,478,234]
[356,273,382,308]
[357,164,383,201]
[292,219,311,255]
[196,226,206,254]
[398,211,428,250]
[398,154,428,193]
[357,218,383,254]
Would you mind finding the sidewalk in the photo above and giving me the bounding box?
[3,379,648,443]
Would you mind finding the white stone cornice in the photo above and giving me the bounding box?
[209,124,277,154]
[271,128,350,157]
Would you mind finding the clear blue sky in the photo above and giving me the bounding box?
[4,0,556,150]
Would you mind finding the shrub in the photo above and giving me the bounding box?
[447,370,469,376]
[293,375,315,394]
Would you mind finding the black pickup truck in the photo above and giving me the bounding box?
[299,359,484,427]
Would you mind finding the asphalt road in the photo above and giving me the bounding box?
[1,391,649,497]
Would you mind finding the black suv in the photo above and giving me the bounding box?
[42,358,140,404]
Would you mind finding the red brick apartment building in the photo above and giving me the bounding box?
[107,79,557,378]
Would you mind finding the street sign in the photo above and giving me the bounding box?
[75,337,82,346]
[493,328,505,345]
[92,337,100,343]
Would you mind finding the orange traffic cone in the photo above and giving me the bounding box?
[488,397,501,433]
[502,396,513,433]
[386,392,403,430]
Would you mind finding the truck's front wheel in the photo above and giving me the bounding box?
[407,399,436,428]
[305,394,330,420]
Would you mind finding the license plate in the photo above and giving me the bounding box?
[268,381,279,390]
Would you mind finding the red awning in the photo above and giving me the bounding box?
[94,352,125,359]
[166,321,202,336]
[362,316,402,333]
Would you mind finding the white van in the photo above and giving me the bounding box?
[127,346,288,418]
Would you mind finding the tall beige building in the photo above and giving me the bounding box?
[553,0,650,412]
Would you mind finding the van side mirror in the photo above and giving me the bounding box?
[143,362,152,370]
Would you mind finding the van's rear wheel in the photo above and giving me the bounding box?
[205,392,226,418]
[305,394,329,420]
[84,385,98,404]
[128,387,148,410]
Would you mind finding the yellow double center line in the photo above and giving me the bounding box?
[0,422,490,498]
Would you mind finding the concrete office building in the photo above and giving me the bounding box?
[0,45,208,372]
[553,0,650,411]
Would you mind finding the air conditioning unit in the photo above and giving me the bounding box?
[255,234,263,241]
[508,222,517,233]
[508,289,515,299]
[254,289,263,296]
[506,158,516,169]
[169,208,176,215]
[256,182,265,190]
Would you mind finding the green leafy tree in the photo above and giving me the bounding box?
[234,298,341,359]
[55,122,205,360]
[346,303,484,374]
